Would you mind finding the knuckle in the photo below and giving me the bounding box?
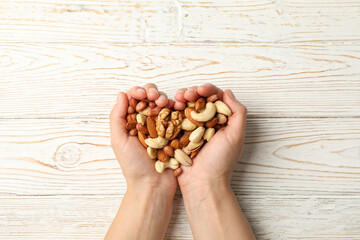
[239,104,247,116]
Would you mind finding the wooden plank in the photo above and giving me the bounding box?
[0,118,359,196]
[0,44,359,118]
[0,195,359,239]
[0,0,179,43]
[0,0,359,43]
[181,0,360,43]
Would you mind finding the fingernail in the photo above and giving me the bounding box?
[137,88,146,94]
[177,89,185,94]
[148,87,158,94]
[228,90,236,100]
[158,95,166,102]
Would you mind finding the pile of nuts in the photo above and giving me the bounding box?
[125,94,232,177]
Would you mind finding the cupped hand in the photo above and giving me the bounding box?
[174,84,247,191]
[109,83,177,194]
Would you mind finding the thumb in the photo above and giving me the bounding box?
[109,92,129,146]
[222,89,247,143]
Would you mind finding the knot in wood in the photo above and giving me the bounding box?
[54,143,81,170]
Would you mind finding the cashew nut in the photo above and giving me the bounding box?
[181,118,197,131]
[216,113,227,124]
[189,126,205,143]
[144,137,168,149]
[186,101,195,108]
[203,127,215,141]
[155,158,179,173]
[214,100,232,116]
[147,147,157,159]
[139,107,151,116]
[190,102,216,122]
[136,113,146,125]
[174,149,193,166]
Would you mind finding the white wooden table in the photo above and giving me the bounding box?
[0,1,359,239]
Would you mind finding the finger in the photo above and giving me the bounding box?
[109,92,129,146]
[155,91,169,107]
[143,83,160,101]
[222,90,247,143]
[174,88,187,102]
[197,83,224,99]
[184,86,199,102]
[174,101,186,110]
[166,99,175,109]
[126,86,147,100]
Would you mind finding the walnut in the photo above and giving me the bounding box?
[156,119,167,137]
[159,108,170,120]
[165,111,183,140]
[156,108,170,138]
[171,111,183,126]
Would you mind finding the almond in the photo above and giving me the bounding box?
[129,97,138,109]
[147,117,157,138]
[163,146,174,157]
[173,168,183,177]
[195,97,206,111]
[170,139,181,149]
[205,117,219,128]
[136,123,148,135]
[125,120,137,130]
[137,131,148,148]
[148,106,162,117]
[190,148,200,158]
[179,131,192,148]
[185,107,203,127]
[206,94,219,103]
[157,149,170,162]
[127,106,135,114]
[214,124,224,130]
[129,128,138,136]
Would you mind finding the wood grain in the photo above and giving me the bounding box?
[1,195,359,239]
[0,118,359,196]
[0,0,359,43]
[0,44,359,118]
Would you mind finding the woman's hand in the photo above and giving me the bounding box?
[173,83,254,240]
[109,83,177,194]
[106,83,178,240]
[174,83,247,191]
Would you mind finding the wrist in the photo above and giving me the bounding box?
[180,176,231,197]
[127,179,176,200]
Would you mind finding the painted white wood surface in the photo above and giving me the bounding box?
[0,0,359,239]
[1,195,360,240]
[0,118,359,196]
[1,44,359,118]
[1,0,359,43]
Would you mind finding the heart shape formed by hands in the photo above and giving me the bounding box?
[125,94,232,177]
